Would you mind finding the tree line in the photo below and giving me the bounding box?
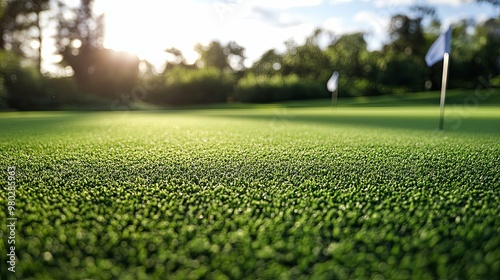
[0,0,499,110]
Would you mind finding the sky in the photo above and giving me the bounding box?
[43,0,498,73]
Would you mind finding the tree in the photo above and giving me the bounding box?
[325,32,367,78]
[195,41,226,71]
[165,47,186,65]
[281,29,331,82]
[442,19,478,88]
[163,47,195,73]
[55,0,139,98]
[56,0,103,88]
[0,0,50,72]
[194,40,246,73]
[409,5,438,22]
[226,41,246,71]
[250,49,284,77]
[376,6,441,92]
[386,14,427,57]
[27,0,50,73]
[473,18,500,77]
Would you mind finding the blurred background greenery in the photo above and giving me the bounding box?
[0,0,498,110]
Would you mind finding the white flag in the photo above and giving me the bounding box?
[425,26,452,67]
[327,71,339,92]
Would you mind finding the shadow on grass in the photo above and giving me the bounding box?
[1,87,499,137]
[283,89,500,108]
[210,109,500,135]
[206,89,500,134]
[0,112,112,138]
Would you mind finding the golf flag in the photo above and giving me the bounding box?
[425,26,452,67]
[425,26,452,130]
[327,71,339,92]
[327,71,339,110]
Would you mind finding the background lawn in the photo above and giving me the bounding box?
[1,93,499,279]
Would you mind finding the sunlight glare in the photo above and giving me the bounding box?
[94,0,218,68]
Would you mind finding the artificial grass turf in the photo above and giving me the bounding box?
[0,105,499,279]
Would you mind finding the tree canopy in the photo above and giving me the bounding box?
[0,1,498,109]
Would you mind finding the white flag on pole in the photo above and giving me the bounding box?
[425,26,452,67]
[425,26,452,130]
[327,71,339,92]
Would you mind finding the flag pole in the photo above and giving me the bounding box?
[330,89,334,110]
[334,88,338,110]
[331,88,338,111]
[438,52,449,130]
[327,71,339,112]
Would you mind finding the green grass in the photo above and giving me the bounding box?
[1,94,499,279]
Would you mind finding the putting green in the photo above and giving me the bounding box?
[0,104,499,279]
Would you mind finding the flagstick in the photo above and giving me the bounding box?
[330,90,334,111]
[334,88,338,111]
[439,52,449,130]
[330,88,338,112]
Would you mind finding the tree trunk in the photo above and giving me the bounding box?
[36,10,42,74]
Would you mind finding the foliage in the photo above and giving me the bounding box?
[82,49,139,99]
[234,73,328,102]
[249,49,284,77]
[55,0,105,52]
[340,77,380,96]
[441,19,499,89]
[163,47,196,72]
[0,105,499,279]
[378,55,427,93]
[149,67,234,105]
[491,75,500,87]
[195,41,246,72]
[0,1,499,108]
[325,32,367,79]
[0,50,112,110]
[386,8,433,58]
[0,76,7,109]
[54,0,140,100]
[0,0,50,71]
[281,33,332,83]
[0,50,45,109]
